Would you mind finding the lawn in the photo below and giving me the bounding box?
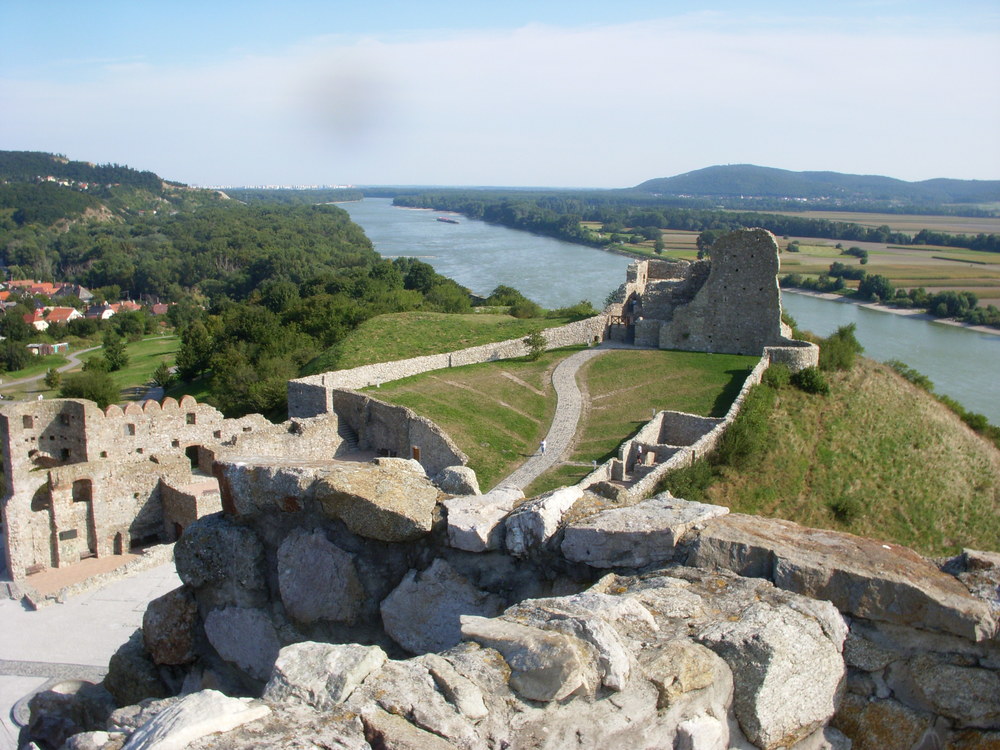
[303,311,586,374]
[369,347,757,494]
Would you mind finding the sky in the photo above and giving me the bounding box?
[2,1,999,188]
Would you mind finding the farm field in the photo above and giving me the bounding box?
[766,210,1000,235]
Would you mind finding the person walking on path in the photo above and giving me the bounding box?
[539,439,546,455]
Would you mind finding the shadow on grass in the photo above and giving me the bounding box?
[709,367,754,417]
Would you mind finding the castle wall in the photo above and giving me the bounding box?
[288,315,609,419]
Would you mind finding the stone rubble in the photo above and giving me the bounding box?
[34,458,1000,750]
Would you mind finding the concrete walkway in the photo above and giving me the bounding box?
[501,342,643,490]
[0,563,181,749]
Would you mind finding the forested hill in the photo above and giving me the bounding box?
[0,150,477,419]
[0,150,166,191]
[632,165,1000,208]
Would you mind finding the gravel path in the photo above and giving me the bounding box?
[500,342,643,491]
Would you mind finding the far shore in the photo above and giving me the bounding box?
[781,288,1000,337]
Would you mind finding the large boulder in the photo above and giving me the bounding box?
[173,514,267,608]
[433,465,481,496]
[26,681,116,750]
[697,599,846,749]
[316,462,441,542]
[561,494,728,568]
[380,558,504,654]
[204,607,282,683]
[276,529,363,625]
[143,587,199,665]
[689,513,998,641]
[104,630,171,707]
[444,485,523,552]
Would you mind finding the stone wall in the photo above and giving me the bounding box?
[0,396,348,581]
[287,315,609,419]
[55,460,998,750]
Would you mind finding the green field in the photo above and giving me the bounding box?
[368,348,756,493]
[304,311,585,374]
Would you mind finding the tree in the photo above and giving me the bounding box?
[857,274,894,302]
[0,340,30,373]
[150,361,174,389]
[59,370,120,408]
[44,367,62,389]
[102,331,129,371]
[524,331,547,361]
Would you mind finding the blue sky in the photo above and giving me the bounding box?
[2,1,999,187]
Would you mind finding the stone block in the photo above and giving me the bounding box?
[689,513,998,641]
[460,615,594,702]
[142,586,198,665]
[444,485,523,552]
[264,642,387,710]
[434,465,481,496]
[316,463,440,542]
[204,607,281,682]
[561,494,728,568]
[380,558,504,654]
[277,529,363,625]
[504,485,582,557]
[121,689,270,750]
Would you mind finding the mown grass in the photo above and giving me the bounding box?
[303,311,582,374]
[364,348,577,489]
[663,358,1000,556]
[371,346,756,493]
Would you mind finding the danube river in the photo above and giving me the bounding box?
[342,198,1000,424]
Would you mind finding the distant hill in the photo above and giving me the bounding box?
[0,150,167,191]
[632,165,1000,207]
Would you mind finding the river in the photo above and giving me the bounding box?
[342,198,1000,424]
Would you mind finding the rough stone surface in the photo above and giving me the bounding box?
[459,614,594,702]
[690,513,998,641]
[104,630,171,707]
[173,514,267,606]
[349,660,480,748]
[561,494,729,568]
[26,681,116,750]
[121,689,270,750]
[62,731,127,750]
[675,715,728,750]
[316,462,440,542]
[204,607,281,682]
[142,586,199,665]
[443,486,523,552]
[504,485,583,557]
[832,694,935,750]
[360,707,461,750]
[887,653,1000,727]
[697,599,846,749]
[277,529,363,625]
[640,639,729,709]
[380,558,504,654]
[263,642,387,710]
[433,465,481,496]
[419,653,489,722]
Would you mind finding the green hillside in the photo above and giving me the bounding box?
[662,358,1000,556]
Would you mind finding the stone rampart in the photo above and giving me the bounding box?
[58,459,998,750]
[287,315,608,418]
[330,390,467,475]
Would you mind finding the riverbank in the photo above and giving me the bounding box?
[781,288,1000,337]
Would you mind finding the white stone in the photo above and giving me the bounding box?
[263,642,387,710]
[504,485,583,557]
[676,715,728,750]
[204,607,281,682]
[434,465,481,496]
[444,486,523,552]
[122,689,270,750]
[561,494,728,568]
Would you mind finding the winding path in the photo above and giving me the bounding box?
[501,342,642,490]
[0,345,102,393]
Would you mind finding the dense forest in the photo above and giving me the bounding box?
[0,152,476,418]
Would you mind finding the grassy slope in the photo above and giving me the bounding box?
[699,358,1000,555]
[303,311,578,374]
[370,348,756,492]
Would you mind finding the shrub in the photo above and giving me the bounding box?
[762,363,791,389]
[790,366,830,395]
[510,299,543,319]
[819,324,863,371]
[715,383,777,468]
[523,331,546,361]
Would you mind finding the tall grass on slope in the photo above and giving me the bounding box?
[661,358,1000,556]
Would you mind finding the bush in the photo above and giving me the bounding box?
[59,370,120,408]
[790,366,830,395]
[715,383,777,468]
[819,324,863,371]
[510,299,543,319]
[762,363,791,389]
[523,331,546,361]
